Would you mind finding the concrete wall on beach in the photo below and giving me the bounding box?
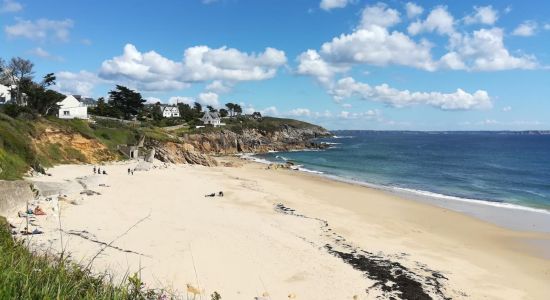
[0,181,34,217]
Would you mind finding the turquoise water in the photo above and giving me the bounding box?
[256,131,550,212]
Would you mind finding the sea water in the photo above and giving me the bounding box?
[256,131,550,213]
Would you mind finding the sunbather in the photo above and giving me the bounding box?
[34,206,46,216]
[205,193,216,197]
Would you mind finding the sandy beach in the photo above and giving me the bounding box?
[8,158,550,300]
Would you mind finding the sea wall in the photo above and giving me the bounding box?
[0,180,34,217]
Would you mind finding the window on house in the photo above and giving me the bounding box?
[63,111,70,116]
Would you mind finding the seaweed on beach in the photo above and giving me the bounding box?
[275,203,452,300]
[64,230,151,258]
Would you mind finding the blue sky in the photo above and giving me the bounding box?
[1,0,549,130]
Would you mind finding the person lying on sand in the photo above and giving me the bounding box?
[205,193,216,197]
[21,228,43,235]
[34,206,46,216]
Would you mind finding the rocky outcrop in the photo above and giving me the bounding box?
[152,141,218,167]
[148,123,329,167]
[178,125,331,155]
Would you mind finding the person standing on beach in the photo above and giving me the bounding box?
[97,167,101,174]
[128,168,131,175]
[93,166,96,174]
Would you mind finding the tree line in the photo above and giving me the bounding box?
[1,56,260,124]
[0,57,64,118]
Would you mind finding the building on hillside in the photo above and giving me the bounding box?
[57,95,88,119]
[0,84,13,104]
[200,111,225,127]
[162,106,180,118]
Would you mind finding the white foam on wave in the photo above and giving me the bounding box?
[297,167,324,174]
[240,153,550,215]
[238,153,273,165]
[390,187,550,215]
[332,135,354,139]
[311,172,550,215]
[289,148,324,152]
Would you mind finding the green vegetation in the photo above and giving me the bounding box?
[191,116,326,135]
[0,217,173,299]
[0,113,39,180]
[0,111,180,180]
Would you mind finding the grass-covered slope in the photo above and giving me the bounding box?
[0,114,142,180]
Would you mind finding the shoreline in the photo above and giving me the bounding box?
[242,152,550,233]
[7,158,550,299]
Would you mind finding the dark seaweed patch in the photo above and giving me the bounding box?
[275,203,453,299]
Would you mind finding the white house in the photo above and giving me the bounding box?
[200,111,224,127]
[57,95,88,119]
[0,84,13,104]
[162,106,180,118]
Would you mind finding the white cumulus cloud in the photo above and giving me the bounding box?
[408,6,455,36]
[296,49,349,84]
[464,6,498,25]
[329,77,492,110]
[358,3,400,29]
[98,43,286,92]
[197,92,220,108]
[28,47,63,61]
[512,21,537,36]
[205,80,233,94]
[4,18,73,41]
[320,25,436,71]
[320,0,350,11]
[0,0,22,13]
[441,28,537,71]
[405,2,423,19]
[54,71,104,96]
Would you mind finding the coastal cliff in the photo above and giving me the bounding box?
[181,125,330,154]
[149,123,331,165]
[0,114,330,178]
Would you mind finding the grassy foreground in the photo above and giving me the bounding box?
[0,217,168,299]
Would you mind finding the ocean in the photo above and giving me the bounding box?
[255,131,550,213]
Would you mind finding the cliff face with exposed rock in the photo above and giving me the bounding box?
[182,125,330,154]
[150,125,331,166]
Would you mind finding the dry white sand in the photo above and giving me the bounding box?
[9,158,550,300]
